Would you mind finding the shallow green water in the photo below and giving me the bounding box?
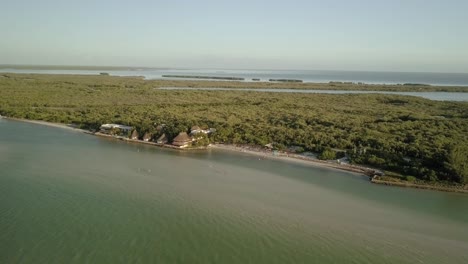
[1,119,467,263]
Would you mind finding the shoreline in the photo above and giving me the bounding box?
[212,144,468,194]
[3,117,208,151]
[3,117,89,133]
[3,117,467,194]
[93,132,208,151]
[3,117,371,175]
[371,176,468,194]
[2,72,468,91]
[210,144,375,177]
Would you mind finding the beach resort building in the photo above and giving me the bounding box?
[100,124,133,135]
[130,130,139,140]
[142,132,152,142]
[172,132,192,148]
[190,125,216,136]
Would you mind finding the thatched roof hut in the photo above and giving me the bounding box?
[142,132,152,142]
[172,132,192,147]
[130,130,139,140]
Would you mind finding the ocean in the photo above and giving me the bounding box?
[1,67,468,86]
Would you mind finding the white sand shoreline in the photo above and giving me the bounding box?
[210,144,374,177]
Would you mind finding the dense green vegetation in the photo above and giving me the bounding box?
[1,73,467,184]
[3,69,468,92]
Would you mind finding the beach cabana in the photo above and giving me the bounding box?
[172,132,192,148]
[130,130,139,140]
[99,123,133,135]
[142,132,152,142]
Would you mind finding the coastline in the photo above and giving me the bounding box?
[371,176,468,194]
[3,117,467,194]
[2,72,468,92]
[3,117,89,133]
[3,117,207,151]
[3,116,371,175]
[212,144,468,194]
[2,117,376,177]
[210,144,375,177]
[93,132,208,151]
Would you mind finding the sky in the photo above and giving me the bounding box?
[1,0,468,72]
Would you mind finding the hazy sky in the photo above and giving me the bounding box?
[1,0,468,72]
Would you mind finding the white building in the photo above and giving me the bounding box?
[100,124,133,134]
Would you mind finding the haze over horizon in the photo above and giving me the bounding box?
[2,0,468,73]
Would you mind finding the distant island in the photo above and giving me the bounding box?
[0,73,467,192]
[402,83,431,86]
[269,79,303,83]
[162,75,245,81]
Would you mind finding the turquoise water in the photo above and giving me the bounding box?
[1,68,468,86]
[1,119,468,263]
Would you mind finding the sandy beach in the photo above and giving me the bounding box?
[213,143,468,193]
[210,144,375,177]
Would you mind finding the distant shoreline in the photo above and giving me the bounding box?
[2,70,468,88]
[162,75,245,81]
[2,64,468,75]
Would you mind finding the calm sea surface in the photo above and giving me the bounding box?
[1,119,468,263]
[2,68,468,86]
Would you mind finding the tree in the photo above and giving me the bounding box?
[193,133,210,147]
[318,148,337,160]
[445,144,468,183]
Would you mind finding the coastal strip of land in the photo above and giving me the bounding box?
[3,117,372,174]
[269,79,303,83]
[210,144,374,176]
[371,176,468,194]
[2,117,207,151]
[211,146,466,194]
[92,132,208,150]
[2,72,468,91]
[2,117,467,194]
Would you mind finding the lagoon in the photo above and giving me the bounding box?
[158,87,468,101]
[1,119,468,263]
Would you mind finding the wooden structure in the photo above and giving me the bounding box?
[172,132,192,148]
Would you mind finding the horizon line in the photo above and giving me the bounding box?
[1,64,467,75]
